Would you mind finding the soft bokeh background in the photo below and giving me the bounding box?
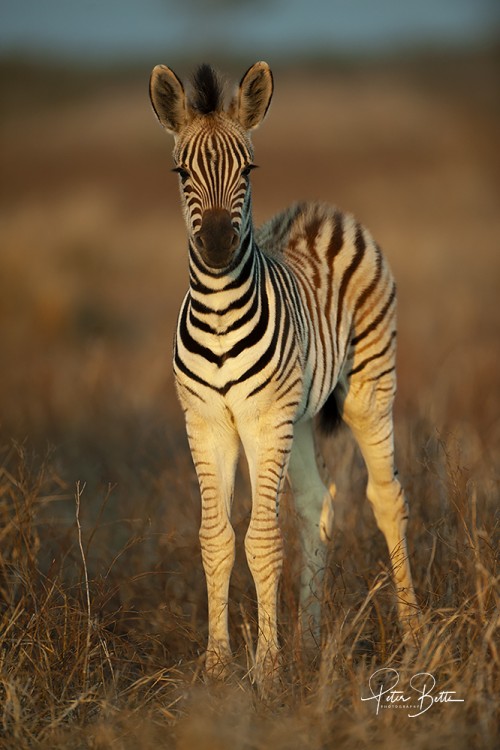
[1,0,499,444]
[0,3,499,746]
[2,0,499,62]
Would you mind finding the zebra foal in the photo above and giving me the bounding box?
[149,61,419,688]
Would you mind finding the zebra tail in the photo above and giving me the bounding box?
[317,390,343,436]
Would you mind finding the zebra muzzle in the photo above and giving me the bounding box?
[194,208,240,268]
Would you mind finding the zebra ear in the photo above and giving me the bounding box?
[233,61,273,131]
[149,65,187,135]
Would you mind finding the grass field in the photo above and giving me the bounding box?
[0,52,499,748]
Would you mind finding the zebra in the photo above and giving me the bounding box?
[149,61,420,689]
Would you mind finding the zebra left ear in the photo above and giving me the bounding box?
[149,65,187,135]
[232,61,273,131]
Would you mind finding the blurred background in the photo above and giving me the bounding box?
[1,8,499,742]
[2,0,499,62]
[1,0,499,497]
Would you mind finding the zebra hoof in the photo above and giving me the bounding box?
[400,608,424,650]
[204,646,233,681]
[253,647,281,699]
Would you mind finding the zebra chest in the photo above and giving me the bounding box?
[188,330,255,375]
[174,287,302,416]
[175,322,275,390]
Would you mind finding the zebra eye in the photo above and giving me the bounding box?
[241,164,258,178]
[172,166,190,181]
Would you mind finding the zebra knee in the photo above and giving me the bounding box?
[199,520,236,575]
[320,483,336,543]
[367,478,409,539]
[244,519,283,583]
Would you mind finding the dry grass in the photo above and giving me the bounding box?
[0,52,499,748]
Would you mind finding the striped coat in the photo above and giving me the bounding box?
[175,200,396,433]
[150,61,419,691]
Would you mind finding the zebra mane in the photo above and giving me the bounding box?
[190,64,225,115]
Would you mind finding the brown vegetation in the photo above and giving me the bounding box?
[0,52,499,747]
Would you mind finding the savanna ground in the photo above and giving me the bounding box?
[0,50,499,748]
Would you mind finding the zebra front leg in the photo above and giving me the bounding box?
[185,409,240,678]
[240,419,292,691]
[288,420,335,648]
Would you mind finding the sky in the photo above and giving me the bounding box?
[1,0,499,64]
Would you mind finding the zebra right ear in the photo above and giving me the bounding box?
[233,61,274,131]
[149,65,187,135]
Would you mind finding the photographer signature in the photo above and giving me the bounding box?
[361,668,465,717]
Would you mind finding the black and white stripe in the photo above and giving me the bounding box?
[149,61,420,689]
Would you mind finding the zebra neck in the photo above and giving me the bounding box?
[188,224,260,299]
[186,231,264,334]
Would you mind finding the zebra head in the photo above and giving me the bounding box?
[150,62,274,270]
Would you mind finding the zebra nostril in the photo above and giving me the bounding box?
[229,229,239,251]
[194,232,206,251]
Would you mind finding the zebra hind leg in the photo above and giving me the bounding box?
[288,419,336,649]
[339,373,421,641]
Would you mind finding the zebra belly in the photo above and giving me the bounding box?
[293,314,350,424]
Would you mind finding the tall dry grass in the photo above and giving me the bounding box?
[0,413,498,747]
[0,52,499,747]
